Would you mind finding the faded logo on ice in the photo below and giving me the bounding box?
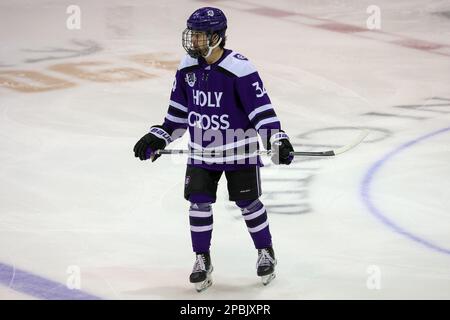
[366,5,381,30]
[66,5,81,30]
[66,265,81,290]
[366,265,381,290]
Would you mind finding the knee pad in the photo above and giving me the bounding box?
[236,198,269,237]
[190,202,212,211]
[189,194,213,235]
[189,193,213,212]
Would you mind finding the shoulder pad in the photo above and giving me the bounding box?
[218,51,257,77]
[178,54,198,70]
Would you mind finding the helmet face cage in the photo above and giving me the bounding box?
[183,7,227,58]
[182,28,215,58]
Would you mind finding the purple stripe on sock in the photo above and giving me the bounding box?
[0,262,101,300]
[190,215,214,226]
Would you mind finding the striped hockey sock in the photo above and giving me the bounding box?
[237,199,272,249]
[189,202,213,253]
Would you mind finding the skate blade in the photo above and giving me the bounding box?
[194,267,213,292]
[261,273,276,286]
[195,278,212,292]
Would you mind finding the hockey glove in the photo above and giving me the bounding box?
[269,131,294,165]
[133,125,173,162]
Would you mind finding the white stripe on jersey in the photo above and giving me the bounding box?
[169,100,188,112]
[255,117,279,130]
[165,114,187,124]
[248,104,274,121]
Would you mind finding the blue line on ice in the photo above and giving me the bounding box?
[0,262,101,300]
[360,126,450,256]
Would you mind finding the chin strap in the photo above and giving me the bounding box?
[203,36,222,58]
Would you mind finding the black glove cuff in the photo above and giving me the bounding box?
[149,125,173,148]
[269,131,290,146]
[266,130,289,150]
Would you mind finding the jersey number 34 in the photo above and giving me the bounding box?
[252,81,267,98]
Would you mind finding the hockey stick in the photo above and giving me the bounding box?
[155,129,369,157]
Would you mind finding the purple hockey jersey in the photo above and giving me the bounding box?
[162,49,281,171]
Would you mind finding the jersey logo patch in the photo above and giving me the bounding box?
[233,53,248,61]
[185,72,196,87]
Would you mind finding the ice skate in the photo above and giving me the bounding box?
[189,252,213,292]
[256,247,277,285]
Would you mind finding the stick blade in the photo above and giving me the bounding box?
[333,129,369,155]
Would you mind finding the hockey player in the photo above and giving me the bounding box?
[133,7,294,292]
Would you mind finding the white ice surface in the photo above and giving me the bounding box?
[0,0,449,299]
